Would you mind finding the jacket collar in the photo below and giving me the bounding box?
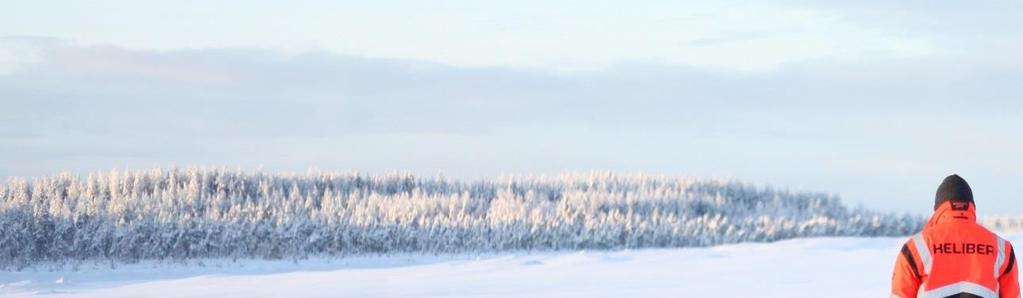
[927,200,977,227]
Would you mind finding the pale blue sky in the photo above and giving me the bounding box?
[1,1,1021,215]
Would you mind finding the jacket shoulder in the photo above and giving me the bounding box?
[972,223,1006,241]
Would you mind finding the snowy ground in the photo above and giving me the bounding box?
[4,233,1020,297]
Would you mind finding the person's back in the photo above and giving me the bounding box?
[892,175,1020,298]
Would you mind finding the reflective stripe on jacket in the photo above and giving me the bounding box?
[892,201,1020,298]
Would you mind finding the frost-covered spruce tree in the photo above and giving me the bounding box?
[0,168,928,269]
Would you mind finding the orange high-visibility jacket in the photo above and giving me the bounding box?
[892,201,1020,298]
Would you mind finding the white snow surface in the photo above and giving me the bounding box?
[4,233,1022,298]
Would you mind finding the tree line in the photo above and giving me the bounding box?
[0,168,924,270]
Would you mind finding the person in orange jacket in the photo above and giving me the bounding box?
[892,174,1020,298]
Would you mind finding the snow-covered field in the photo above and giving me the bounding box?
[11,233,1019,297]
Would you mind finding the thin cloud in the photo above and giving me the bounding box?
[1,39,1021,215]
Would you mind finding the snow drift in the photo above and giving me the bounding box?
[12,235,1016,298]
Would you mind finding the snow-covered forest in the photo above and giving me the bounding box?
[0,168,924,269]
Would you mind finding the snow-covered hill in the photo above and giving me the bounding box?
[10,233,1020,297]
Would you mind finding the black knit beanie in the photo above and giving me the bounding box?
[934,174,974,210]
